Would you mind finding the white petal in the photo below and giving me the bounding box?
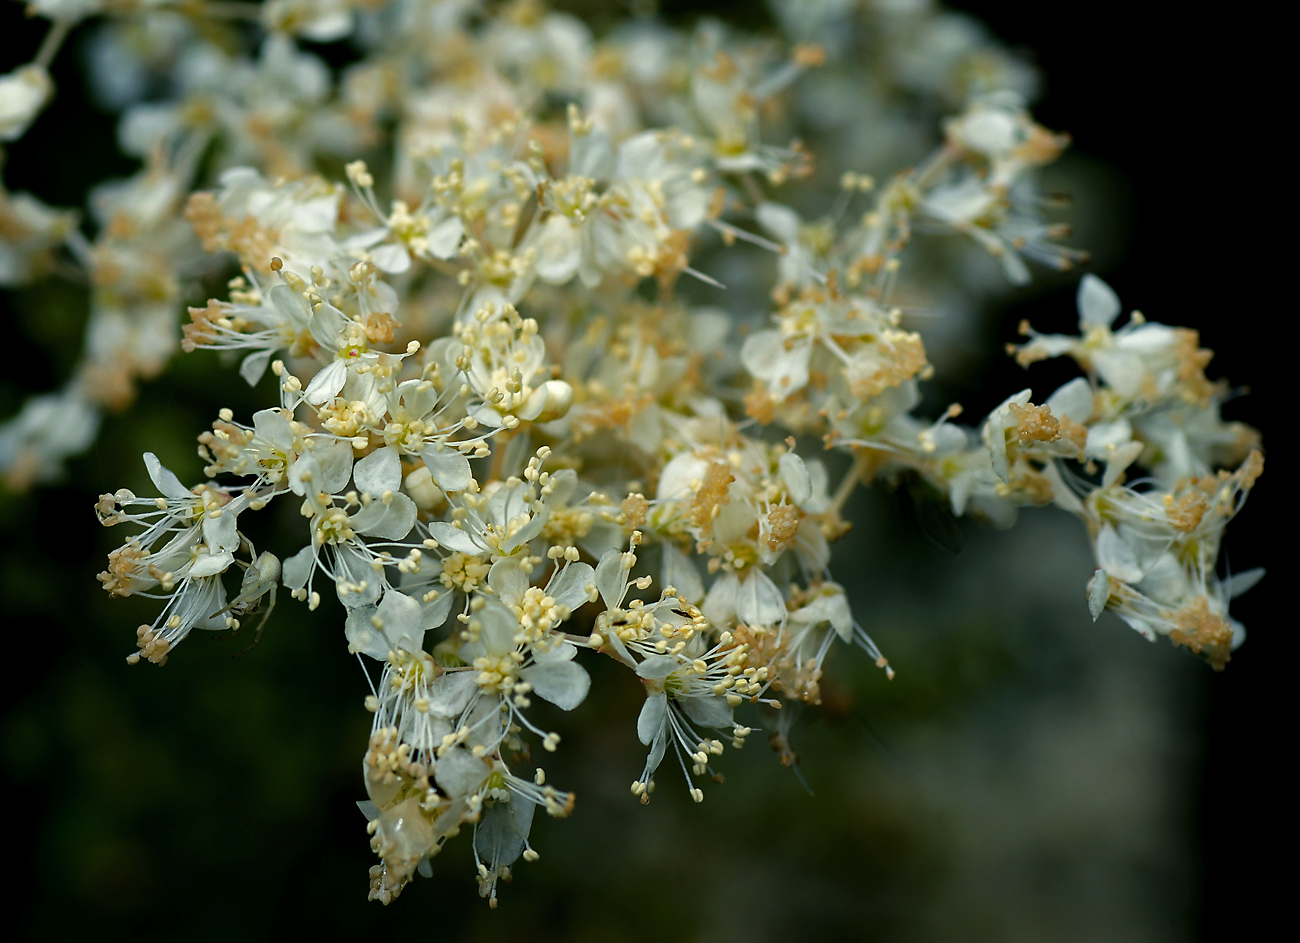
[425,522,484,555]
[1041,461,1084,515]
[308,301,349,351]
[823,588,855,642]
[253,409,296,451]
[532,641,577,664]
[755,202,801,242]
[502,506,549,552]
[345,604,390,659]
[287,452,320,497]
[660,542,704,604]
[735,569,785,626]
[419,589,454,631]
[425,216,463,260]
[570,128,614,179]
[656,453,709,502]
[1044,377,1094,425]
[420,446,472,493]
[679,695,733,729]
[644,725,668,777]
[520,661,590,710]
[701,571,739,627]
[1087,569,1109,621]
[334,545,384,609]
[593,549,626,608]
[533,215,581,285]
[740,330,811,395]
[1229,618,1246,651]
[144,452,190,499]
[1096,525,1143,583]
[303,359,347,405]
[313,440,354,493]
[1227,567,1265,600]
[999,249,1030,286]
[344,226,388,251]
[1116,609,1157,642]
[426,671,479,718]
[434,747,489,799]
[474,597,520,656]
[354,445,401,496]
[1101,441,1144,490]
[489,558,528,607]
[779,451,812,507]
[981,389,1031,483]
[637,693,667,746]
[369,242,411,274]
[188,549,233,579]
[202,499,243,553]
[1084,420,1133,460]
[635,654,679,680]
[377,590,424,653]
[546,561,595,613]
[1077,274,1121,329]
[351,492,416,540]
[239,348,276,386]
[281,545,314,591]
[473,802,525,869]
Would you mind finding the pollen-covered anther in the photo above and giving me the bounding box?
[1168,596,1235,671]
[1007,401,1060,443]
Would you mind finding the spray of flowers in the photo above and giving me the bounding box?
[1,0,1262,906]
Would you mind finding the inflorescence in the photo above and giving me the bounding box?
[1,0,1263,906]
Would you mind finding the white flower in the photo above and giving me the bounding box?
[458,596,592,713]
[629,633,755,803]
[282,441,417,609]
[426,479,550,562]
[0,65,52,142]
[0,388,100,488]
[0,190,77,287]
[345,589,426,660]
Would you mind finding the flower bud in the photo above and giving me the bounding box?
[523,379,574,423]
[404,465,445,512]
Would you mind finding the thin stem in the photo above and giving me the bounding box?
[828,448,869,518]
[34,17,72,71]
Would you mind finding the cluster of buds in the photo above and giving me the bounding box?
[2,0,1262,905]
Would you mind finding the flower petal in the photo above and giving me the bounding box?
[1087,569,1109,621]
[420,445,472,494]
[1077,274,1121,329]
[426,522,483,555]
[1096,525,1143,583]
[354,445,401,496]
[434,747,490,799]
[521,660,590,711]
[376,590,424,653]
[144,452,190,499]
[303,359,347,406]
[351,492,416,540]
[637,693,667,746]
[679,695,733,729]
[427,671,480,718]
[546,561,595,613]
[635,654,679,680]
[734,568,785,626]
[345,603,390,659]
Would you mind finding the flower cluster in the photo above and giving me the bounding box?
[2,0,1263,905]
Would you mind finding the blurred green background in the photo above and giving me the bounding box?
[0,2,1281,940]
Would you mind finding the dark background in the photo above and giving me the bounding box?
[1,2,1284,939]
